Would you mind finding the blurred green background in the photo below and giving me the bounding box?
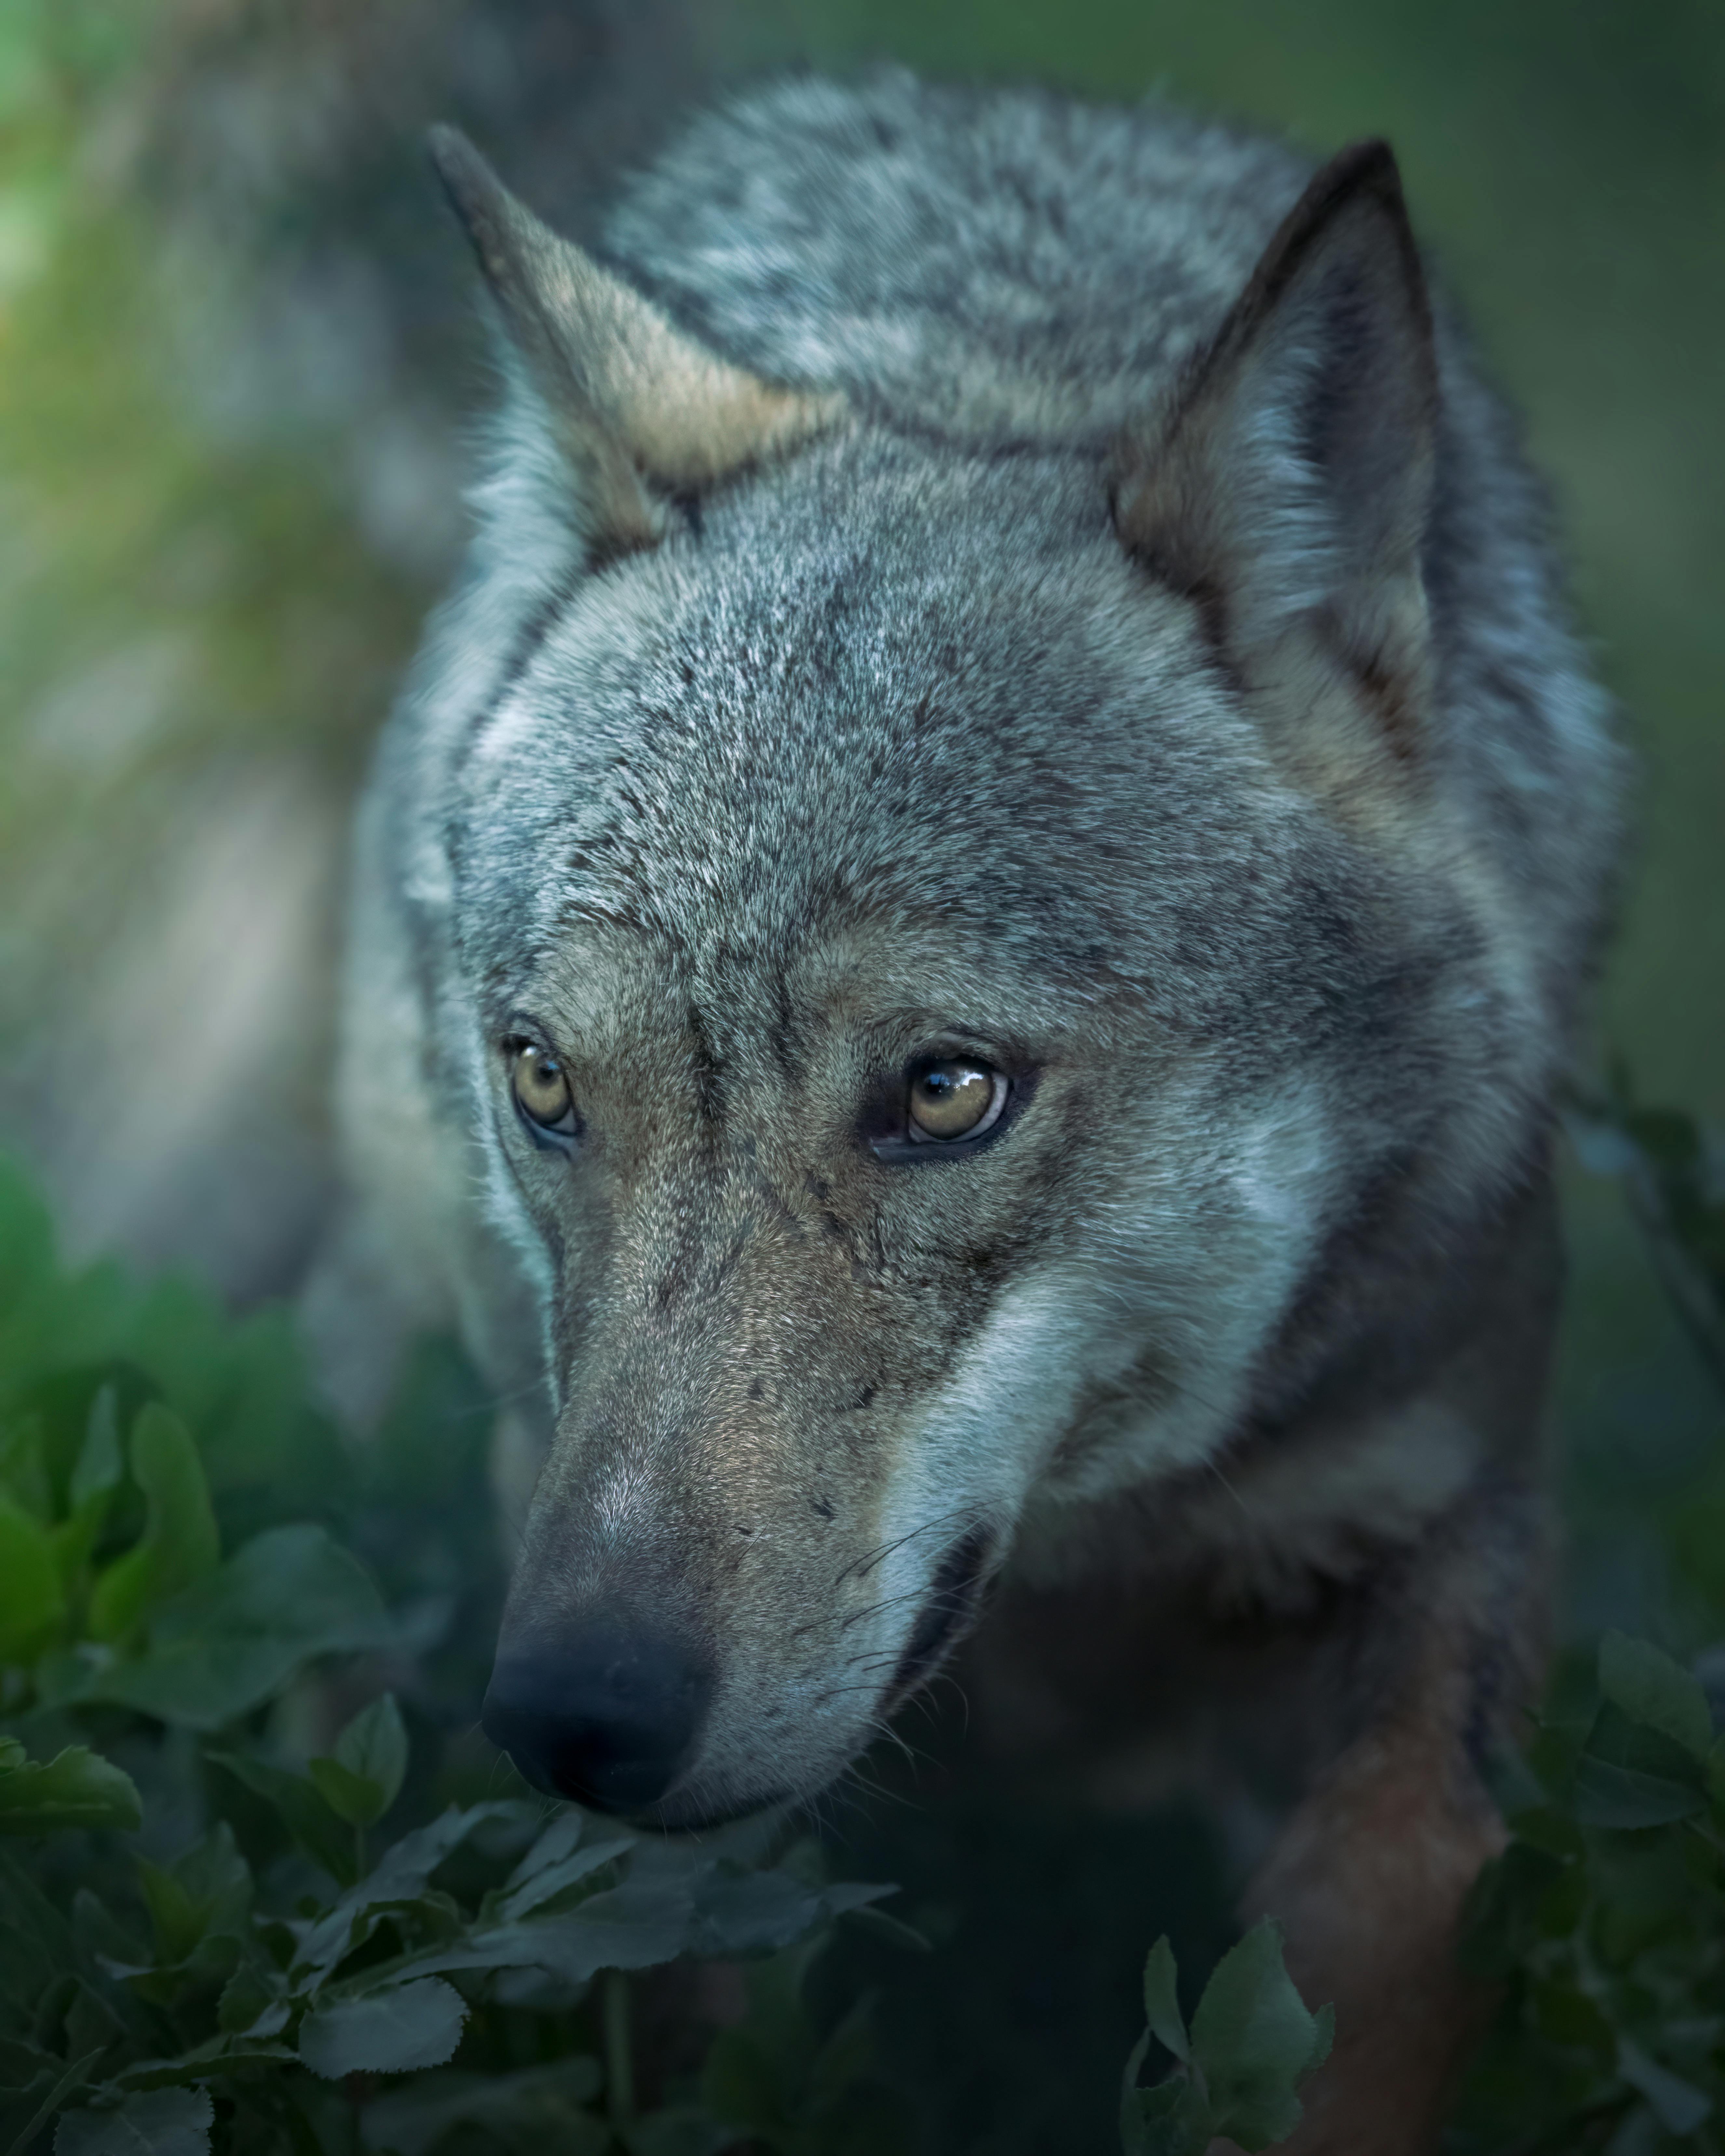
[0,4,1719,2148]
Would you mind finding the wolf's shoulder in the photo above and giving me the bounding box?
[600,70,1312,446]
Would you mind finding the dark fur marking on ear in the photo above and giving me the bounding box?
[1349,637,1425,766]
[1112,137,1438,772]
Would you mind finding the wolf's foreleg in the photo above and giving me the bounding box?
[1232,1486,1542,2156]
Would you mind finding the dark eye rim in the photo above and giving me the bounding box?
[502,1035,581,1155]
[868,1058,1034,1168]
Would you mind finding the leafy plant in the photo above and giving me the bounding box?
[4,1761,887,2153]
[1117,1922,1333,2155]
[1441,1090,1725,2155]
[699,1934,913,2154]
[0,1156,903,2156]
[1569,1077,1725,1398]
[1448,1629,1725,2154]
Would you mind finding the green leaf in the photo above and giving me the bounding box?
[1599,1632,1714,1763]
[216,1961,287,2039]
[334,1691,409,1803]
[208,1752,356,1887]
[306,1758,386,1831]
[136,1824,251,1967]
[1617,2038,1713,2135]
[1141,1936,1191,2066]
[1708,1733,1725,1814]
[299,1976,469,2079]
[804,1992,880,2120]
[289,1803,526,1989]
[1187,1920,1333,2152]
[397,1879,699,1987]
[1120,2029,1152,2150]
[113,2035,299,2091]
[52,1524,393,1729]
[0,1416,54,1519]
[839,1904,934,1954]
[1121,2074,1212,2156]
[54,2087,213,2155]
[86,1405,219,1644]
[1,2047,108,2156]
[701,2029,786,2134]
[0,1153,55,1318]
[690,1868,894,1959]
[68,1387,124,1512]
[304,1759,384,1828]
[0,1745,140,1835]
[64,1984,126,2076]
[308,1693,408,1828]
[617,2112,730,2156]
[51,1390,125,1589]
[357,2061,606,2156]
[0,1843,79,1999]
[495,1822,634,1924]
[1530,1977,1615,2062]
[1572,1704,1707,1828]
[0,1489,65,1663]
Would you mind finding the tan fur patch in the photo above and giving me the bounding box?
[430,125,847,560]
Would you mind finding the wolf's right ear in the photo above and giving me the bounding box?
[429,126,845,562]
[1113,140,1438,764]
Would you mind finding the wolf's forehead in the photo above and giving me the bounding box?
[464,450,1255,946]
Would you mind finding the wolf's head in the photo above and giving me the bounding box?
[418,126,1550,1827]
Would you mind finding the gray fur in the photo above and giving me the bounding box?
[311,77,1622,2136]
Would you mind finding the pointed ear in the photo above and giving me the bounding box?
[1113,140,1438,759]
[428,126,846,562]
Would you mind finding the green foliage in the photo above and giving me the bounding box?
[0,1162,904,2156]
[1571,1078,1725,1402]
[1446,1089,1725,2155]
[85,1406,220,1645]
[307,1693,410,1832]
[1448,1630,1725,2154]
[1118,1923,1333,2155]
[0,1738,140,1836]
[0,1185,391,1731]
[699,1937,910,2153]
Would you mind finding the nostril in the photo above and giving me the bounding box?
[482,1626,712,1814]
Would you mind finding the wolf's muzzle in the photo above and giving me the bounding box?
[482,1624,711,1813]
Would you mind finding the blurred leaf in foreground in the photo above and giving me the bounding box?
[1119,1920,1332,2155]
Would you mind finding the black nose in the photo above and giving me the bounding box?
[482,1626,711,1813]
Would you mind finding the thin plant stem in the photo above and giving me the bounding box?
[604,1967,635,2129]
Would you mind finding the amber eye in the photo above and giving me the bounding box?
[511,1043,574,1132]
[908,1059,1006,1143]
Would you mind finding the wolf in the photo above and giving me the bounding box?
[306,70,1623,2151]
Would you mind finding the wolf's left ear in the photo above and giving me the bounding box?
[1113,140,1437,758]
[429,126,846,561]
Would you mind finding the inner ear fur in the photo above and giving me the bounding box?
[429,125,847,562]
[1113,139,1439,765]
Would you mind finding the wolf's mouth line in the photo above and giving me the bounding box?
[882,1527,995,1706]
